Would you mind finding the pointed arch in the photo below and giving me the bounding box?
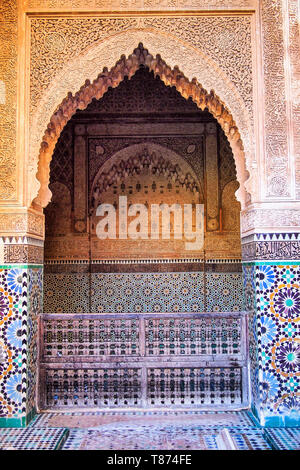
[32,42,251,210]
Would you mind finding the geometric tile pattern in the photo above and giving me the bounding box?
[43,271,245,313]
[205,273,244,312]
[26,268,43,418]
[244,261,300,426]
[90,272,205,314]
[0,427,68,450]
[243,263,260,419]
[264,428,300,450]
[43,273,89,313]
[60,425,272,450]
[0,266,26,420]
[1,410,299,449]
[227,428,272,450]
[0,265,43,424]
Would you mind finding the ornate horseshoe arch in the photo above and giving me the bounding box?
[30,39,252,211]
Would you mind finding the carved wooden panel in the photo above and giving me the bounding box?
[147,367,242,406]
[39,312,248,409]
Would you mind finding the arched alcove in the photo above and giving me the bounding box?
[29,41,252,212]
[40,65,248,411]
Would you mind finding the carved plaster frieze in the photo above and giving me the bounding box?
[287,0,300,200]
[241,208,300,236]
[0,234,44,264]
[261,0,291,198]
[242,238,300,262]
[2,244,44,264]
[25,0,257,11]
[30,15,253,118]
[0,211,45,238]
[0,0,17,201]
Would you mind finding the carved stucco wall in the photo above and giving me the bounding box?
[0,0,299,228]
[25,0,257,9]
[29,27,253,211]
[0,0,17,201]
[261,0,292,198]
[287,0,300,200]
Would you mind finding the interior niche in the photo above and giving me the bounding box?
[43,66,243,315]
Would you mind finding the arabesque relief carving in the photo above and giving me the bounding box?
[241,209,300,236]
[25,0,257,10]
[0,0,17,200]
[30,16,253,117]
[33,44,249,212]
[0,0,297,234]
[287,0,300,199]
[44,75,242,262]
[90,148,201,212]
[261,0,290,198]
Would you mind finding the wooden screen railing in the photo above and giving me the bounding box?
[38,312,249,410]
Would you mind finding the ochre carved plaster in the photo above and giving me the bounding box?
[30,16,253,116]
[0,1,299,236]
[0,0,17,201]
[32,42,250,212]
[25,0,257,10]
[241,208,300,236]
[287,0,300,199]
[0,210,45,238]
[261,0,292,198]
[90,143,202,209]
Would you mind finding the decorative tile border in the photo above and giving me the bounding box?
[241,233,300,262]
[0,265,43,427]
[243,260,300,427]
[43,271,245,313]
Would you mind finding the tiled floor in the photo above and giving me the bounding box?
[0,411,299,450]
[263,428,300,451]
[0,428,68,450]
[30,410,255,429]
[61,424,272,450]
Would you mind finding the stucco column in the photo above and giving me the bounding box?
[0,209,44,427]
[241,206,300,427]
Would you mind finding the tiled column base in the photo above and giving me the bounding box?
[0,265,43,428]
[242,233,300,427]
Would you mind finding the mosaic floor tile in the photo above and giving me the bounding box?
[61,425,271,450]
[0,428,69,450]
[264,428,300,450]
[30,410,254,429]
[228,428,272,450]
[62,426,222,450]
[2,412,299,450]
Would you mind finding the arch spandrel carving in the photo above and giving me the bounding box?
[30,38,254,212]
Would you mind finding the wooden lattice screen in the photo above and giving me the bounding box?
[39,312,249,410]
